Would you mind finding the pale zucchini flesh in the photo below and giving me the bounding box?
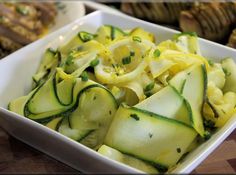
[26,76,68,118]
[68,85,117,148]
[135,85,192,125]
[104,105,197,168]
[98,145,159,174]
[170,64,206,136]
[221,58,236,93]
[32,49,60,87]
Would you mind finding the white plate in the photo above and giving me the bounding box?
[49,2,85,34]
[0,11,235,174]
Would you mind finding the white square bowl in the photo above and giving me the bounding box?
[0,11,235,174]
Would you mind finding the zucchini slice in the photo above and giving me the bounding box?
[221,58,236,93]
[55,77,76,106]
[169,64,207,136]
[173,32,201,55]
[169,70,187,93]
[59,32,84,55]
[32,48,60,88]
[69,85,117,148]
[130,27,155,43]
[104,105,197,168]
[8,89,37,116]
[25,77,98,121]
[46,117,63,130]
[78,31,94,42]
[183,64,207,136]
[57,84,118,149]
[135,85,192,125]
[26,76,67,116]
[58,116,94,141]
[95,25,127,45]
[94,38,155,84]
[98,145,159,174]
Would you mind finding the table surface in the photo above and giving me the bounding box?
[0,127,236,174]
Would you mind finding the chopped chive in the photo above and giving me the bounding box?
[80,71,88,81]
[148,133,153,138]
[90,58,100,67]
[76,46,83,51]
[130,114,139,121]
[176,148,181,153]
[153,49,161,57]
[144,91,153,97]
[78,31,94,42]
[203,120,215,129]
[130,51,135,56]
[144,82,155,92]
[122,56,131,65]
[207,59,214,66]
[154,164,168,173]
[47,48,57,54]
[132,36,141,42]
[204,131,211,141]
[221,109,226,114]
[65,55,74,65]
[222,68,231,76]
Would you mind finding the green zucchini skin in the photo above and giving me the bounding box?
[221,58,236,93]
[24,75,69,120]
[55,84,118,149]
[135,85,193,125]
[105,104,197,168]
[170,64,207,136]
[13,80,118,149]
[94,25,127,44]
[78,31,95,42]
[98,145,160,173]
[54,76,76,106]
[32,49,61,88]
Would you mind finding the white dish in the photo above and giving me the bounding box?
[0,11,235,174]
[82,1,125,16]
[49,2,85,34]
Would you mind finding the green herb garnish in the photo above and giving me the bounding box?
[78,31,94,42]
[207,59,214,66]
[132,36,141,42]
[144,91,153,97]
[148,133,153,138]
[122,56,131,65]
[203,119,215,129]
[80,71,88,81]
[65,55,74,65]
[130,51,135,56]
[90,58,100,67]
[130,114,139,121]
[222,68,231,76]
[176,148,181,153]
[144,82,155,92]
[153,49,161,57]
[203,131,211,141]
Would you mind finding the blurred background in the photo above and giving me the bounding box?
[0,1,235,59]
[103,1,236,47]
